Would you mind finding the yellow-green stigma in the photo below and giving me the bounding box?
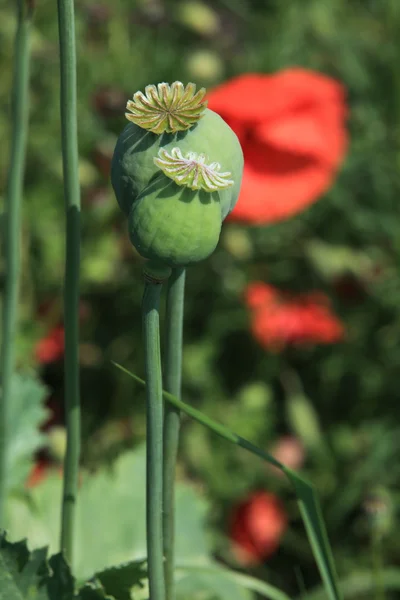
[154,147,234,191]
[125,81,207,135]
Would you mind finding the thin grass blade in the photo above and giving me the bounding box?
[113,362,342,600]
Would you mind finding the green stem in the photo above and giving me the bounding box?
[0,0,32,526]
[143,281,166,600]
[371,532,385,600]
[57,0,81,566]
[163,267,185,600]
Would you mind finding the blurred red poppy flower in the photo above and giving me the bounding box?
[26,458,84,489]
[230,491,287,565]
[26,458,51,488]
[207,69,348,224]
[245,282,345,350]
[245,281,278,309]
[34,300,91,364]
[34,325,65,364]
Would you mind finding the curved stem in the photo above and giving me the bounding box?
[163,267,185,600]
[143,281,166,600]
[57,0,81,566]
[0,0,32,526]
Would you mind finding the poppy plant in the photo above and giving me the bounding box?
[229,491,287,565]
[245,282,345,350]
[207,68,348,224]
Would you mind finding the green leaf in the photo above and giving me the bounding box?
[0,532,121,600]
[174,485,210,562]
[6,447,212,576]
[175,565,292,600]
[92,559,287,600]
[112,363,342,600]
[92,560,284,600]
[0,532,78,600]
[77,581,114,600]
[176,565,251,600]
[93,560,147,600]
[4,373,49,493]
[216,569,292,600]
[93,560,288,600]
[46,554,75,600]
[5,366,313,600]
[0,531,49,599]
[5,447,258,600]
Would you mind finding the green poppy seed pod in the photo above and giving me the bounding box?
[129,172,222,267]
[111,82,244,220]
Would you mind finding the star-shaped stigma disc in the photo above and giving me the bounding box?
[154,147,234,191]
[125,82,207,135]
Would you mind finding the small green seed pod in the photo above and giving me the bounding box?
[129,173,222,267]
[111,82,243,220]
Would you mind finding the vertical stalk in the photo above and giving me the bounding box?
[57,0,81,566]
[163,267,185,600]
[0,0,33,525]
[143,280,166,600]
[371,531,385,600]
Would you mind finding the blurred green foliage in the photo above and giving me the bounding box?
[2,0,400,597]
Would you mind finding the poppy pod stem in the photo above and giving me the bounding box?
[142,263,170,600]
[57,0,81,567]
[163,267,186,600]
[0,0,33,525]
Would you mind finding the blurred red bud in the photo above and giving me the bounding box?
[229,491,287,565]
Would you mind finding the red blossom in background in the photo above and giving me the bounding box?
[207,68,348,224]
[245,282,345,350]
[25,458,51,488]
[34,325,65,364]
[34,300,91,364]
[229,491,287,565]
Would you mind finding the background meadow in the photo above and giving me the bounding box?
[1,0,400,598]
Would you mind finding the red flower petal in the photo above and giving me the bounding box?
[208,68,348,224]
[230,491,287,565]
[245,282,345,349]
[230,140,337,223]
[208,74,285,121]
[245,282,277,309]
[257,110,339,161]
[26,458,50,488]
[35,326,65,364]
[208,68,346,123]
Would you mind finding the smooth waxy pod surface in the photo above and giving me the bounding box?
[129,174,222,267]
[111,108,243,220]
